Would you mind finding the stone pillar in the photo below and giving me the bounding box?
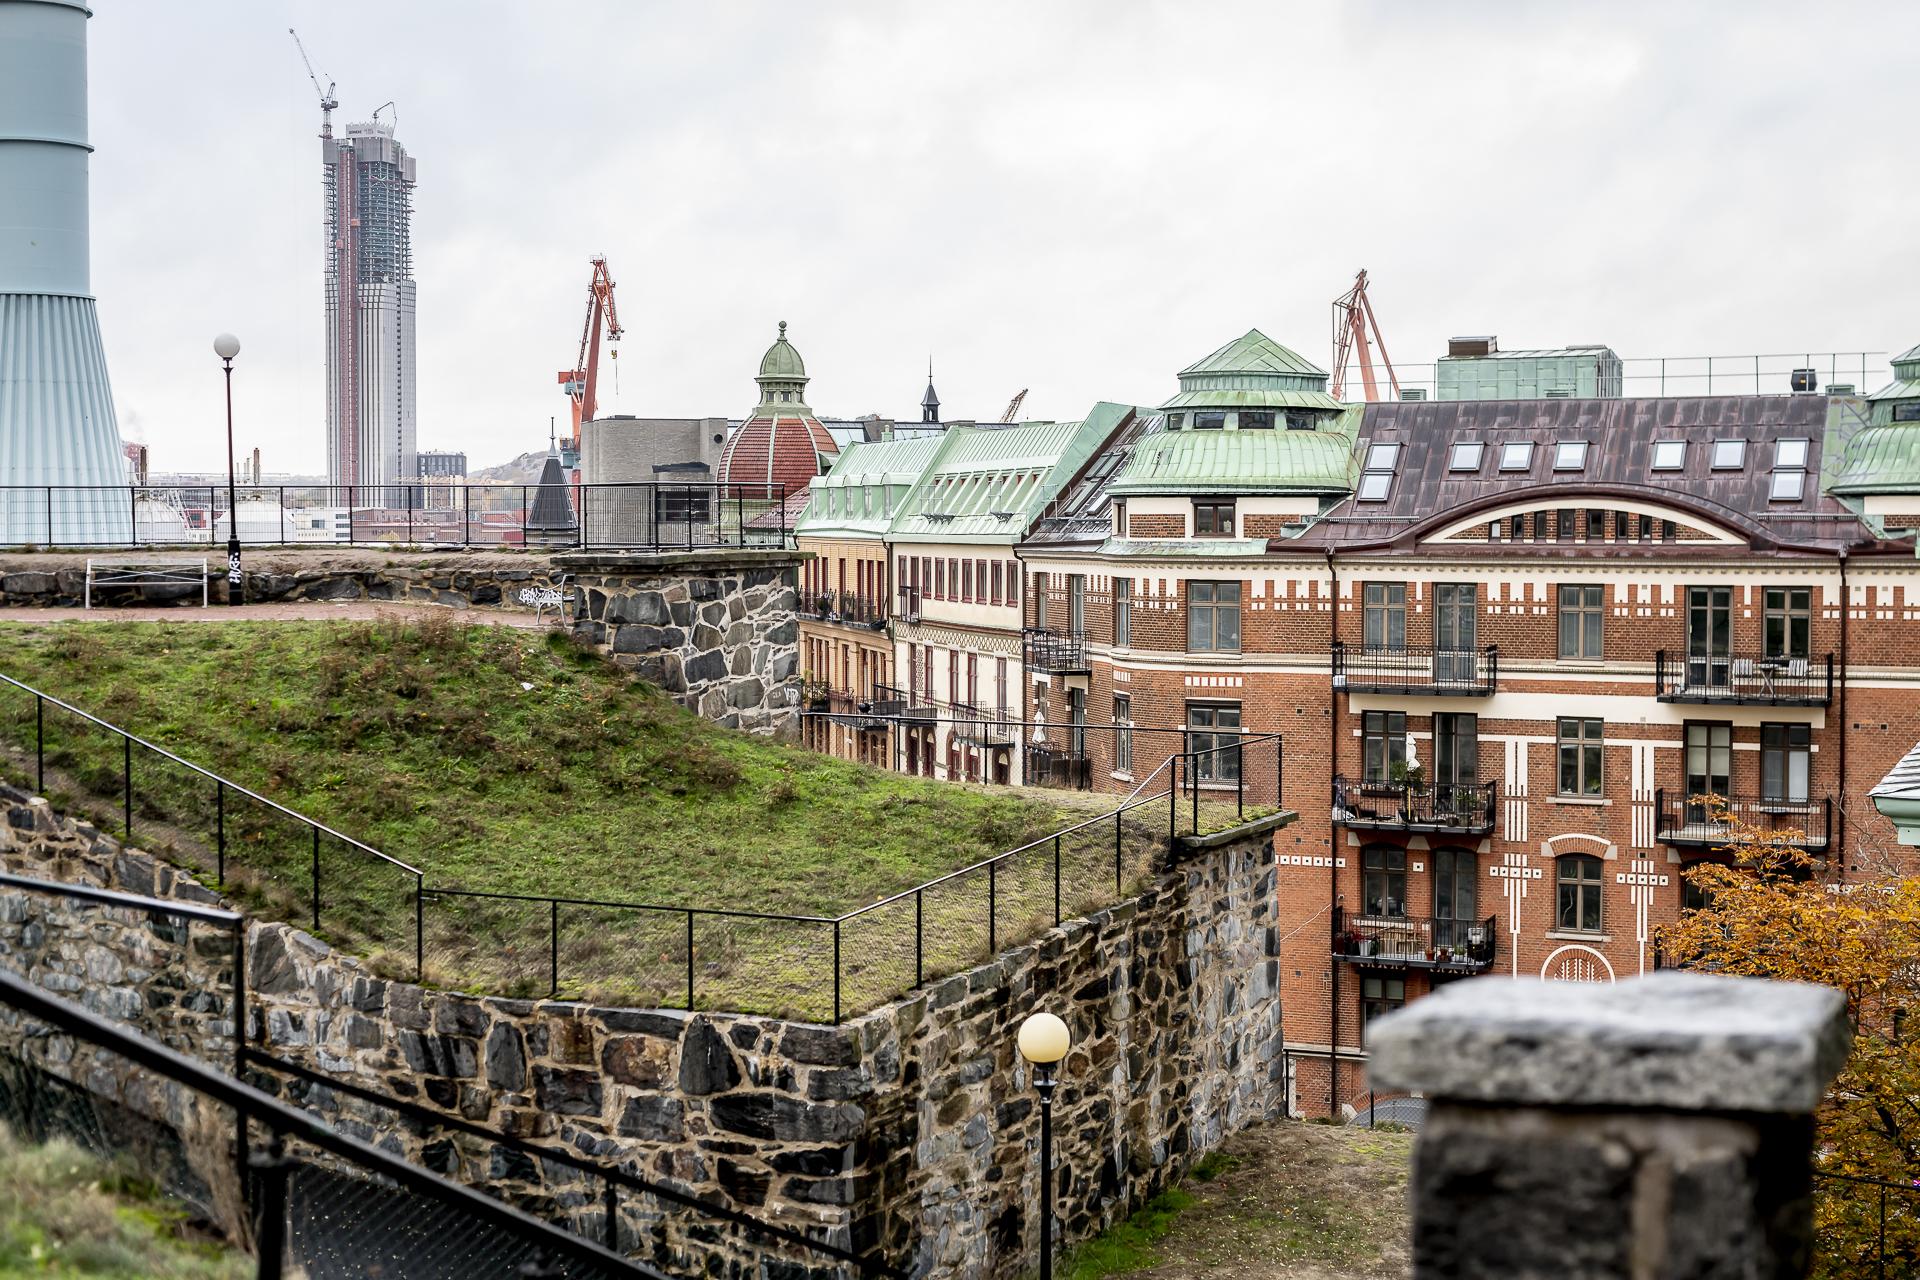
[1369,972,1853,1280]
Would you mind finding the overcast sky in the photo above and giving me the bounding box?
[87,1,1920,475]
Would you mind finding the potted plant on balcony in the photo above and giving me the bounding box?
[1390,759,1427,819]
[1337,927,1364,955]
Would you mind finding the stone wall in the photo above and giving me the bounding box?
[0,780,1284,1278]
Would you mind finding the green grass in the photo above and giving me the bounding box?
[0,619,1161,1016]
[0,1131,249,1279]
[1063,1188,1197,1278]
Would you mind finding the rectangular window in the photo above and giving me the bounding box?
[1761,723,1811,804]
[934,559,945,600]
[966,652,978,706]
[1770,471,1805,501]
[1363,582,1407,648]
[1556,856,1604,932]
[1651,440,1686,470]
[991,561,1003,606]
[1113,695,1134,775]
[1711,439,1747,469]
[1239,410,1274,430]
[1557,508,1576,541]
[1286,411,1316,431]
[1897,403,1920,423]
[1361,975,1405,1043]
[1113,500,1127,536]
[1187,581,1242,653]
[1449,441,1485,472]
[1553,441,1589,470]
[948,558,960,600]
[1558,584,1604,659]
[1557,718,1603,795]
[1032,572,1047,629]
[1113,578,1131,647]
[1362,710,1406,785]
[995,657,1008,720]
[948,650,958,706]
[1764,587,1811,659]
[1356,473,1392,501]
[961,559,973,603]
[1363,847,1407,918]
[1586,509,1605,540]
[1068,574,1086,634]
[1775,438,1810,469]
[1194,411,1226,431]
[1194,500,1236,536]
[1186,703,1241,782]
[1499,442,1535,471]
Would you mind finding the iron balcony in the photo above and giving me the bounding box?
[796,590,886,630]
[1331,642,1498,697]
[1332,776,1499,837]
[1332,907,1498,974]
[1652,650,1833,706]
[1023,628,1090,675]
[951,701,1018,747]
[874,682,936,721]
[1652,790,1831,851]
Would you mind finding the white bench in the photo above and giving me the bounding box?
[85,557,209,609]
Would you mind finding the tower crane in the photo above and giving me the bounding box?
[557,256,623,465]
[288,29,337,138]
[1330,269,1401,402]
[999,388,1028,423]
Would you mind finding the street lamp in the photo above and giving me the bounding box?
[213,334,242,606]
[1017,1010,1072,1280]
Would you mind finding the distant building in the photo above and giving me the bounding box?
[417,450,466,478]
[579,415,729,546]
[1436,336,1623,400]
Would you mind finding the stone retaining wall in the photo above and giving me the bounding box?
[0,780,1284,1278]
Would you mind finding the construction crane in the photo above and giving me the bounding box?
[999,388,1028,424]
[557,256,623,461]
[1330,269,1401,402]
[288,29,337,138]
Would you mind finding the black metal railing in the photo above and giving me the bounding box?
[1653,649,1834,705]
[1026,745,1093,789]
[873,681,937,719]
[0,670,1285,1025]
[0,968,649,1280]
[1332,907,1498,971]
[952,700,1018,745]
[1023,628,1090,674]
[1331,642,1498,696]
[1652,790,1832,850]
[1814,1169,1920,1278]
[797,590,886,628]
[1332,776,1499,836]
[0,482,792,553]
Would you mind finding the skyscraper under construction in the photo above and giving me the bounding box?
[322,116,416,499]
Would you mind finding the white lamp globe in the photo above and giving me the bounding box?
[1017,1011,1071,1066]
[213,333,241,361]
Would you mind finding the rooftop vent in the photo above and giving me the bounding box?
[1791,368,1819,393]
[1830,384,1856,396]
[1449,336,1498,358]
[1544,389,1574,399]
[1400,388,1428,401]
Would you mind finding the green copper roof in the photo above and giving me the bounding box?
[795,436,944,537]
[753,321,812,414]
[1825,423,1920,494]
[1109,404,1361,496]
[758,321,807,379]
[1162,329,1341,413]
[890,412,1126,544]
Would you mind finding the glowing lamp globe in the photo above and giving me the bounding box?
[213,333,241,361]
[1017,1012,1071,1066]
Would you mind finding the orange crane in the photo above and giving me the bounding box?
[999,388,1029,423]
[557,256,623,457]
[1330,269,1401,402]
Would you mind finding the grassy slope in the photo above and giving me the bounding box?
[0,1133,249,1279]
[0,619,1144,1012]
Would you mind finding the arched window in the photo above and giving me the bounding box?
[1433,848,1476,945]
[1556,854,1604,932]
[1363,845,1406,918]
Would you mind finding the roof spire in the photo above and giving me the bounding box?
[922,357,941,424]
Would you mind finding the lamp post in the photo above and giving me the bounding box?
[1017,1011,1072,1280]
[213,333,242,606]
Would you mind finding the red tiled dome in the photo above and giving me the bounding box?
[718,413,837,495]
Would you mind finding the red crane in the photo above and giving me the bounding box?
[1330,269,1401,402]
[557,256,623,456]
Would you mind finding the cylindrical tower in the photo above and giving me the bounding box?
[0,0,130,544]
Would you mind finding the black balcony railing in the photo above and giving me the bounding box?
[1331,643,1498,696]
[1332,776,1499,836]
[952,701,1018,745]
[874,682,937,719]
[797,589,886,629]
[1024,628,1090,674]
[1333,907,1498,972]
[1653,650,1833,705]
[1653,790,1831,851]
[1026,744,1093,790]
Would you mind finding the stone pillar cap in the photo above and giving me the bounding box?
[1368,972,1852,1114]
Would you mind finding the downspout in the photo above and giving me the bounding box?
[1838,546,1850,873]
[1324,547,1340,1115]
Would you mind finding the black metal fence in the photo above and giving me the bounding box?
[1331,642,1498,696]
[1022,627,1089,673]
[0,670,1284,1025]
[1331,776,1499,836]
[1331,907,1498,971]
[1813,1170,1920,1279]
[1653,649,1835,706]
[0,482,791,552]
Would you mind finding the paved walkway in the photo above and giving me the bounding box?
[0,601,552,628]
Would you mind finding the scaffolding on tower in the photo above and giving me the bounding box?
[1330,269,1401,402]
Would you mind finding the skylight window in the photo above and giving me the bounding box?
[1770,471,1805,501]
[1449,442,1485,472]
[1770,437,1810,502]
[1711,439,1747,469]
[1650,440,1686,471]
[1364,443,1401,470]
[1499,442,1535,471]
[1553,441,1589,471]
[1356,473,1391,501]
[1356,441,1399,502]
[1775,438,1810,469]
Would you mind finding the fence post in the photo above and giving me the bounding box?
[129,485,137,550]
[34,694,43,794]
[1054,834,1062,925]
[215,781,225,885]
[251,1130,290,1280]
[549,898,560,999]
[988,860,998,955]
[915,889,924,988]
[832,920,843,1025]
[45,485,53,547]
[604,1177,619,1253]
[279,487,286,545]
[1114,808,1122,894]
[414,876,425,982]
[310,827,321,933]
[122,734,132,839]
[232,918,249,1201]
[685,910,695,1012]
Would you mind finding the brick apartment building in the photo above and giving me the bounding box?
[796,330,1920,1119]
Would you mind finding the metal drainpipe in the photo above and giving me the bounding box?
[1324,547,1340,1116]
[1838,546,1850,872]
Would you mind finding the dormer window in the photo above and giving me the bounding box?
[1286,411,1316,431]
[1194,500,1236,536]
[1448,442,1484,472]
[1357,442,1399,502]
[1650,440,1686,471]
[1896,403,1920,423]
[1770,437,1809,501]
[1774,438,1810,469]
[1553,441,1589,471]
[1168,413,1185,430]
[1498,442,1535,471]
[1240,410,1275,430]
[1711,439,1746,469]
[1194,412,1226,431]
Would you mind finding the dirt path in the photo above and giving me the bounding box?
[1073,1121,1412,1280]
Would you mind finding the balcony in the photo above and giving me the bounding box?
[1331,643,1498,697]
[1333,907,1498,973]
[1025,744,1092,790]
[952,701,1017,747]
[874,682,936,721]
[1653,650,1833,706]
[1653,790,1831,852]
[801,685,896,731]
[1332,777,1498,837]
[1023,628,1090,675]
[796,590,886,630]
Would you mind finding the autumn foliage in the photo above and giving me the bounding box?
[1657,804,1920,1275]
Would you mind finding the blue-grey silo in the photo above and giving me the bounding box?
[0,0,130,544]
